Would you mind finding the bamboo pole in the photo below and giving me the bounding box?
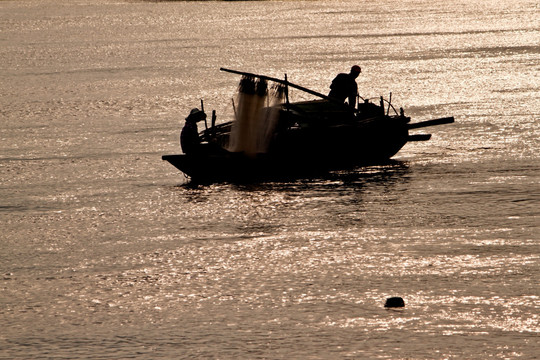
[220,67,354,112]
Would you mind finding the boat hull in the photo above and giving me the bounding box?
[163,117,409,183]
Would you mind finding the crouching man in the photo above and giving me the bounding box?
[180,108,206,155]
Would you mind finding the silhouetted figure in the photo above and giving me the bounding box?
[328,65,361,107]
[181,108,206,155]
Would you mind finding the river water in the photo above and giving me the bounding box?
[1,0,539,358]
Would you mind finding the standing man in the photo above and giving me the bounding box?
[328,65,361,107]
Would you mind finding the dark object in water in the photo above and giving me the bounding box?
[385,297,405,308]
[162,68,455,183]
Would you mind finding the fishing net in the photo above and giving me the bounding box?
[228,76,286,156]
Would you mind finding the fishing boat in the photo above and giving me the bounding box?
[162,68,454,183]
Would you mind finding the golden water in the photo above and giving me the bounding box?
[1,0,539,358]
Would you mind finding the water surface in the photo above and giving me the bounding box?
[1,0,539,358]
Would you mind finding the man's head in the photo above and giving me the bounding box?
[350,65,361,79]
[186,108,206,122]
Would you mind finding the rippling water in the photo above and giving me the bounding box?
[1,0,539,358]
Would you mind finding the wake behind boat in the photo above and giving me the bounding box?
[162,68,454,183]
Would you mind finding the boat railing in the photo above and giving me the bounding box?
[360,95,400,117]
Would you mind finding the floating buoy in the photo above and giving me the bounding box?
[384,297,405,308]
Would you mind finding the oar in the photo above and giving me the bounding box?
[407,134,432,141]
[407,117,454,129]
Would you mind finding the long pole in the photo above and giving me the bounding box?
[407,117,455,129]
[220,67,353,111]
